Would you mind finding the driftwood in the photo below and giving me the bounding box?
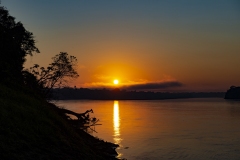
[48,103,119,158]
[60,108,93,120]
[58,108,101,132]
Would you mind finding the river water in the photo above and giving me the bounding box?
[55,98,240,160]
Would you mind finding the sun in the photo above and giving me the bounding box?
[113,79,119,85]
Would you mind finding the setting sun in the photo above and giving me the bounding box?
[113,79,119,85]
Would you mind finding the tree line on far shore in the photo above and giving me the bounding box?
[53,87,225,100]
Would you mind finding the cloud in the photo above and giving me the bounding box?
[81,82,112,88]
[123,81,183,90]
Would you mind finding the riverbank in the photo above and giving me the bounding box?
[0,83,120,159]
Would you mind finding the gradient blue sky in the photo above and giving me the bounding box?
[2,0,240,91]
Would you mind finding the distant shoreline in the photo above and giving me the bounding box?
[52,88,225,100]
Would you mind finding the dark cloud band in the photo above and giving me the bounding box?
[124,81,183,90]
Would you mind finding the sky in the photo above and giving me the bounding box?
[2,0,240,92]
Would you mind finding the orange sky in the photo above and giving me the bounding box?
[4,1,240,91]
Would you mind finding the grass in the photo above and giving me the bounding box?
[0,83,108,159]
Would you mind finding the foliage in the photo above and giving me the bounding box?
[0,6,78,99]
[225,86,240,99]
[0,6,39,83]
[28,52,79,98]
[22,70,43,91]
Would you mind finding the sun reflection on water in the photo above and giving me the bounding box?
[113,101,122,144]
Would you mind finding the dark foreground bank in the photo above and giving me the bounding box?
[0,84,120,160]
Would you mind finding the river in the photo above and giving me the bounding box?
[55,98,240,160]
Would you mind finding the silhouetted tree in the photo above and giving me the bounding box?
[22,70,42,90]
[0,6,39,83]
[29,52,79,98]
[225,86,240,99]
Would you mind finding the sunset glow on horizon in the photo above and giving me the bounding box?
[3,0,240,92]
[113,79,119,85]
